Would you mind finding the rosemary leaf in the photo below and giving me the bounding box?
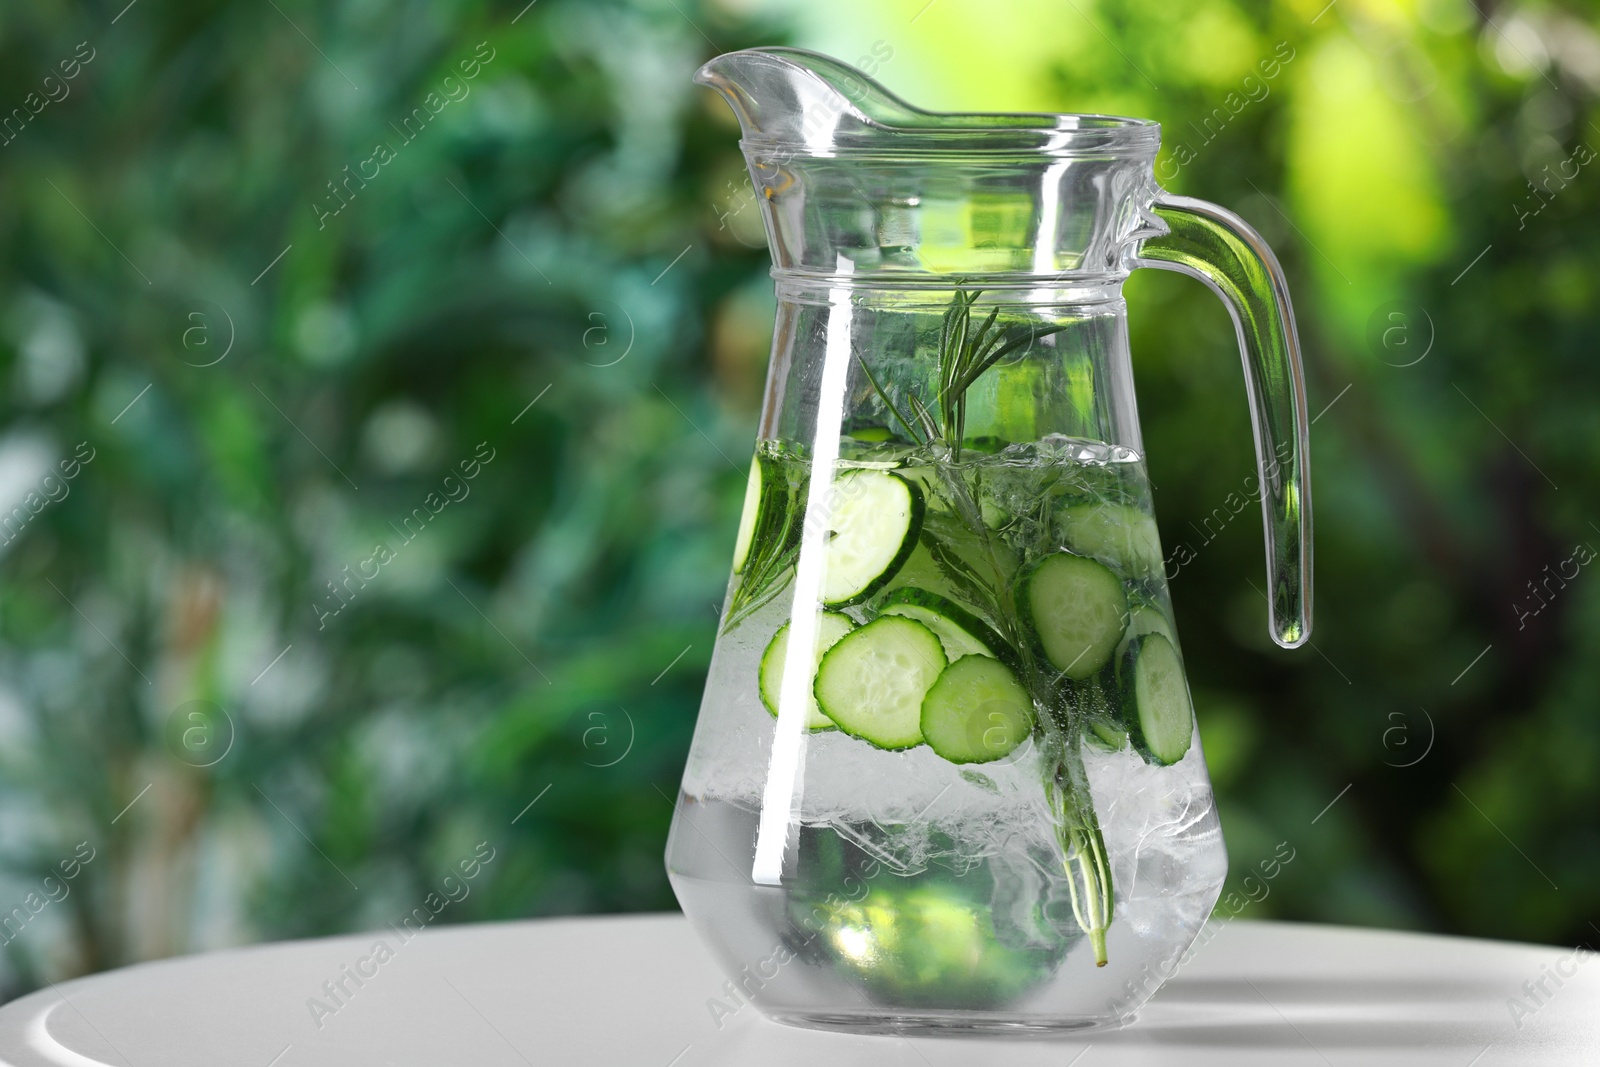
[964,305,1000,383]
[905,392,941,445]
[960,322,1073,392]
[723,546,798,631]
[922,536,999,620]
[857,356,926,445]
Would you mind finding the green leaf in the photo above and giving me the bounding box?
[858,356,926,446]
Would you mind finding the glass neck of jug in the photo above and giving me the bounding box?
[696,48,1165,281]
[697,47,1311,648]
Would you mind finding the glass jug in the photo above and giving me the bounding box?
[667,47,1312,1035]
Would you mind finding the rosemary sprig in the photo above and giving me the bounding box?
[861,288,1071,454]
[937,292,1071,449]
[921,290,1115,965]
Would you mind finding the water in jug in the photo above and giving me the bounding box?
[666,47,1313,1035]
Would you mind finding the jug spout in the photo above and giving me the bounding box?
[695,47,1162,157]
[694,47,921,153]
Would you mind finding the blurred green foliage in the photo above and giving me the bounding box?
[0,0,1596,998]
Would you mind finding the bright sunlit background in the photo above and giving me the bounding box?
[1,0,1596,998]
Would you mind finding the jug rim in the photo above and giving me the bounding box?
[696,47,1162,157]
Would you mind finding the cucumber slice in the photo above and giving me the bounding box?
[731,459,763,574]
[920,655,1035,764]
[821,470,924,607]
[1114,602,1176,677]
[759,612,856,731]
[1059,502,1164,581]
[1122,633,1194,766]
[881,539,946,595]
[732,450,797,577]
[814,615,946,749]
[1021,552,1129,679]
[880,587,1006,662]
[1084,716,1128,753]
[980,500,1011,530]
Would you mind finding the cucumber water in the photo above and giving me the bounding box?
[673,435,1222,1025]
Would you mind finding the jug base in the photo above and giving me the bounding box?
[766,1010,1137,1038]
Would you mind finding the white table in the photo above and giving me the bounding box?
[0,915,1592,1066]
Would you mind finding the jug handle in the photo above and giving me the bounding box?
[1133,194,1312,648]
